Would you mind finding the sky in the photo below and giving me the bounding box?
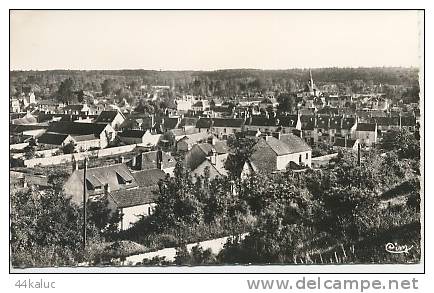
[10,10,422,71]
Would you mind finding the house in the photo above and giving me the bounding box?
[278,115,302,134]
[191,100,210,112]
[191,153,229,180]
[64,163,139,204]
[354,123,377,146]
[35,99,64,113]
[129,150,177,176]
[184,141,229,171]
[209,118,245,139]
[45,121,115,149]
[259,97,279,110]
[37,132,75,148]
[95,110,126,130]
[300,115,317,145]
[118,129,162,146]
[11,112,38,125]
[176,132,213,152]
[245,116,281,134]
[10,98,21,113]
[373,116,400,136]
[327,95,352,108]
[10,123,49,139]
[64,103,91,115]
[107,168,166,230]
[333,137,360,151]
[249,134,311,173]
[400,116,417,133]
[176,95,195,112]
[210,105,233,118]
[339,117,357,139]
[120,114,156,131]
[316,115,331,144]
[195,118,213,133]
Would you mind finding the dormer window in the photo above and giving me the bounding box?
[116,170,133,185]
[86,176,103,191]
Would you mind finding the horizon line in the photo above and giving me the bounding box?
[10,66,420,72]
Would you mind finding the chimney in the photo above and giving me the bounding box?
[104,183,111,194]
[210,149,217,165]
[73,160,79,171]
[272,132,281,140]
[156,149,163,170]
[131,155,136,168]
[119,156,125,164]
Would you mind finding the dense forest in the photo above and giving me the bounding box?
[10,67,420,101]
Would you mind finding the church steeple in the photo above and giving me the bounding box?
[309,69,314,89]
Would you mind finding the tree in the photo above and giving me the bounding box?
[174,244,216,265]
[134,100,155,114]
[87,196,122,240]
[380,129,420,160]
[149,162,204,232]
[101,79,119,96]
[277,93,296,113]
[57,78,75,104]
[224,136,258,178]
[10,188,100,267]
[47,169,70,193]
[62,140,76,154]
[23,145,36,160]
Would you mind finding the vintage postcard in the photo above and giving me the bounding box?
[9,9,424,275]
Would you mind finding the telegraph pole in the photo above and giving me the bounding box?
[83,157,88,250]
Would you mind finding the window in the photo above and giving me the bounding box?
[306,153,309,160]
[223,128,227,133]
[299,155,302,164]
[116,171,133,185]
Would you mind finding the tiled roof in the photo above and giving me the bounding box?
[136,151,176,171]
[12,115,38,125]
[37,132,70,145]
[196,118,213,129]
[341,117,356,130]
[192,154,229,179]
[316,116,330,129]
[356,123,376,132]
[334,138,358,148]
[132,168,166,188]
[178,117,198,127]
[401,116,417,126]
[95,110,122,123]
[374,117,400,126]
[10,123,48,134]
[72,134,99,142]
[64,104,86,111]
[73,163,138,197]
[277,115,298,128]
[212,118,245,128]
[301,115,316,130]
[47,121,108,136]
[163,117,179,129]
[279,134,312,153]
[109,186,158,208]
[329,116,343,129]
[249,116,278,127]
[119,130,146,138]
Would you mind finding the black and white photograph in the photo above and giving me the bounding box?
[8,9,424,276]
